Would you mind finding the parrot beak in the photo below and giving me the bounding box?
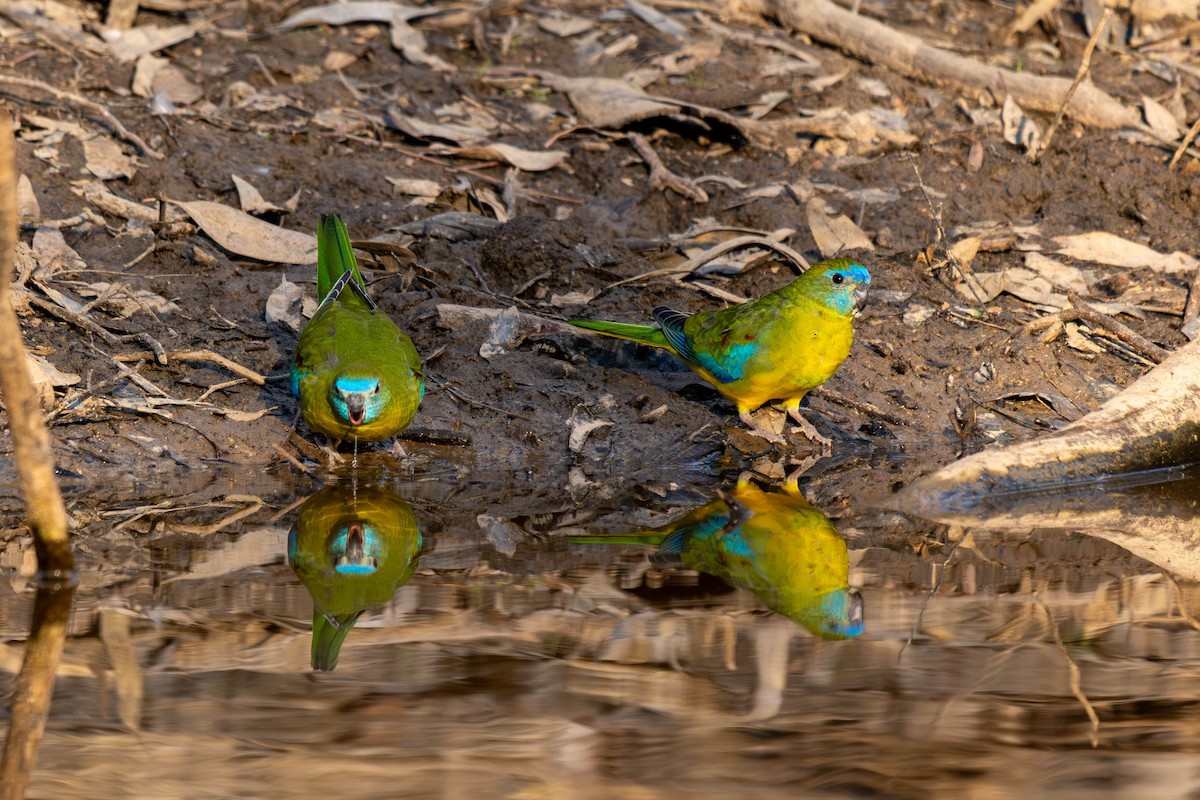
[852,285,869,313]
[345,394,366,425]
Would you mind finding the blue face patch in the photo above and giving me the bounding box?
[822,264,871,316]
[335,376,380,395]
[817,589,865,639]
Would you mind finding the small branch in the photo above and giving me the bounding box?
[1040,600,1100,748]
[628,133,708,203]
[604,235,810,290]
[1169,116,1200,171]
[1034,8,1112,163]
[113,349,265,383]
[0,75,164,160]
[1026,294,1170,363]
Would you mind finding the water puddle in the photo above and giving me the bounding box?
[4,464,1200,797]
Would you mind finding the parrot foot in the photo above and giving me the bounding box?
[738,410,788,445]
[321,440,346,466]
[785,407,832,455]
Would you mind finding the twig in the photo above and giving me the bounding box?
[26,295,167,364]
[113,349,267,384]
[1026,294,1170,363]
[604,235,810,290]
[1040,599,1100,748]
[811,385,909,427]
[0,75,164,160]
[1169,116,1200,171]
[1034,8,1112,163]
[628,133,708,203]
[427,375,532,420]
[905,153,987,306]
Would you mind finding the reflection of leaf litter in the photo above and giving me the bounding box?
[172,200,318,264]
[1002,95,1041,153]
[1053,231,1198,274]
[432,143,567,172]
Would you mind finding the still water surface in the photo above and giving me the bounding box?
[4,463,1200,798]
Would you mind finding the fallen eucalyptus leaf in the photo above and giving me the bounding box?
[172,200,317,264]
[1054,231,1198,274]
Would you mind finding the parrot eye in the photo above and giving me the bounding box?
[831,273,844,285]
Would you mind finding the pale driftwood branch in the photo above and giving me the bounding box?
[731,0,1141,129]
[889,334,1200,526]
[0,106,75,800]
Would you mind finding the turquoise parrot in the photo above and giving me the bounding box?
[570,479,864,639]
[288,484,423,670]
[291,215,424,444]
[570,258,870,442]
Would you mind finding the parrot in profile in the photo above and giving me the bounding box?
[569,258,870,443]
[569,479,864,640]
[292,215,424,445]
[288,484,423,671]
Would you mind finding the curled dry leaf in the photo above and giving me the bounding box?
[32,226,87,275]
[265,276,315,331]
[804,196,874,258]
[567,405,613,453]
[83,136,136,180]
[1023,252,1089,294]
[433,142,568,172]
[1001,94,1041,153]
[1142,94,1181,141]
[385,106,491,146]
[387,177,441,200]
[172,200,317,264]
[390,17,452,71]
[103,23,202,63]
[26,352,80,410]
[273,1,434,30]
[132,54,203,105]
[17,174,39,219]
[78,282,181,318]
[231,174,298,215]
[538,14,595,37]
[1053,231,1198,274]
[323,50,359,71]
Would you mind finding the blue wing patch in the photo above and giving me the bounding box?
[652,306,755,384]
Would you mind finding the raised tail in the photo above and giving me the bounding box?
[311,609,363,671]
[316,214,368,302]
[568,318,672,350]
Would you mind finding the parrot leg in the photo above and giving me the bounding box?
[322,437,346,466]
[738,408,788,445]
[784,400,832,455]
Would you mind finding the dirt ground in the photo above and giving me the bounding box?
[2,0,1199,511]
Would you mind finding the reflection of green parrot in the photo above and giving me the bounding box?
[571,480,864,639]
[288,485,422,671]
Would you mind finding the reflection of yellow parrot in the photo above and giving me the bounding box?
[288,485,422,671]
[571,480,864,639]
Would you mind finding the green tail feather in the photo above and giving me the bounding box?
[567,532,667,546]
[569,319,671,349]
[316,214,368,302]
[311,609,363,672]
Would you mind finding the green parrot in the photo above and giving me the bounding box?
[291,215,424,444]
[569,258,870,442]
[570,479,864,639]
[288,484,423,670]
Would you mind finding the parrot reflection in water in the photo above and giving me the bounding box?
[570,480,864,640]
[570,258,870,445]
[288,485,422,671]
[291,215,424,447]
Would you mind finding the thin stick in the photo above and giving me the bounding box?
[1026,294,1170,363]
[113,349,267,384]
[604,236,810,290]
[628,133,708,203]
[905,153,987,305]
[1171,116,1200,170]
[0,75,164,160]
[1034,8,1112,163]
